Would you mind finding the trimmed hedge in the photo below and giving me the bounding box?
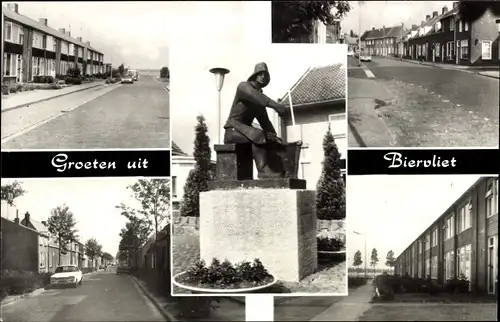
[348,276,368,288]
[0,270,46,300]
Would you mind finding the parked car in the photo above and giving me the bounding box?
[50,265,83,288]
[360,54,372,62]
[116,265,130,275]
[121,74,134,84]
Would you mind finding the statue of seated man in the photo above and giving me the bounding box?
[223,62,299,179]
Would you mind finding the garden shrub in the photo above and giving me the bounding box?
[173,297,220,319]
[348,276,368,288]
[65,77,82,85]
[1,84,9,95]
[372,273,395,301]
[0,270,43,296]
[445,274,470,293]
[317,236,345,252]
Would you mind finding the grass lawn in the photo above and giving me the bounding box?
[359,303,497,321]
[173,225,346,295]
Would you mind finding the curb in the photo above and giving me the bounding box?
[130,276,176,322]
[348,119,367,148]
[1,82,105,113]
[382,56,498,79]
[0,287,45,307]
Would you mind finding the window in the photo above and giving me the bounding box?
[40,252,45,268]
[444,215,455,240]
[458,202,472,233]
[172,176,177,198]
[457,244,472,286]
[486,178,498,218]
[449,19,455,31]
[42,35,47,49]
[431,256,438,279]
[417,260,423,278]
[460,40,469,59]
[69,43,75,56]
[446,41,454,58]
[418,240,422,253]
[32,57,41,77]
[482,41,492,60]
[435,43,440,57]
[40,57,46,75]
[425,258,431,277]
[458,20,462,32]
[425,234,430,250]
[49,251,54,268]
[4,21,12,42]
[431,229,438,247]
[444,250,455,280]
[18,28,24,45]
[53,38,58,52]
[32,32,43,49]
[3,53,17,76]
[464,21,469,31]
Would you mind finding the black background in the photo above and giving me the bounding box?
[1,150,171,178]
[348,149,499,175]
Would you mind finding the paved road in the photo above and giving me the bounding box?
[1,75,170,149]
[347,56,499,147]
[0,271,165,322]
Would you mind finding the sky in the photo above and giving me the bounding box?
[346,175,482,269]
[340,1,454,36]
[4,1,266,70]
[170,43,347,155]
[1,178,150,257]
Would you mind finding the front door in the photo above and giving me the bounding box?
[487,236,497,294]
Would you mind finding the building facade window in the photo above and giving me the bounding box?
[460,40,469,59]
[449,19,455,31]
[418,240,422,253]
[431,255,438,279]
[69,43,75,56]
[431,229,438,247]
[425,257,431,277]
[458,20,462,32]
[446,41,454,58]
[40,252,45,269]
[425,233,430,250]
[482,41,492,60]
[32,31,43,49]
[4,21,13,42]
[418,260,422,278]
[457,244,472,285]
[458,202,472,233]
[32,57,41,78]
[486,178,499,218]
[3,53,18,76]
[435,43,440,57]
[464,21,469,31]
[444,214,455,240]
[444,250,455,280]
[49,251,54,268]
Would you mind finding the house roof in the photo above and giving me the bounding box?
[280,64,345,107]
[20,217,48,232]
[361,25,405,40]
[440,6,458,20]
[172,141,187,156]
[3,6,102,54]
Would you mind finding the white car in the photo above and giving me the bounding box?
[360,55,372,62]
[50,265,83,288]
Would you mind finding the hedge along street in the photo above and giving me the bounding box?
[1,81,108,113]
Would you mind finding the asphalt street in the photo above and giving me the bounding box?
[0,271,165,322]
[1,75,170,149]
[347,56,499,147]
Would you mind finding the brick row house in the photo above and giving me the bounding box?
[1,210,93,273]
[360,25,405,57]
[2,3,105,84]
[395,177,499,295]
[405,2,500,66]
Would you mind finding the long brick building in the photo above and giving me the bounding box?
[395,176,499,295]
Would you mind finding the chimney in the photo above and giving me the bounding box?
[14,209,20,224]
[426,14,431,21]
[24,211,30,224]
[442,6,448,14]
[67,31,71,37]
[433,11,438,18]
[77,36,83,42]
[58,28,66,34]
[38,18,48,26]
[372,27,375,31]
[7,3,19,13]
[86,41,91,47]
[453,2,459,8]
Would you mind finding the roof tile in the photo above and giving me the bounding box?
[281,64,345,106]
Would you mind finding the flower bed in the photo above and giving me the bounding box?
[317,226,346,252]
[173,258,275,292]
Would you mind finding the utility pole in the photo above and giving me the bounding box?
[401,22,404,59]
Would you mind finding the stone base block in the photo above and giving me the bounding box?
[208,178,306,190]
[200,188,317,283]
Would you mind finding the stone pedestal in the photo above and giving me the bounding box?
[200,188,317,282]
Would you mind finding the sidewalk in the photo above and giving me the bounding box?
[382,56,499,79]
[1,81,106,113]
[347,77,398,147]
[0,270,96,307]
[309,283,374,321]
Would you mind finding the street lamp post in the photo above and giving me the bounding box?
[353,231,368,278]
[209,67,230,145]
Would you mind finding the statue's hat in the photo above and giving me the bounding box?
[247,62,270,87]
